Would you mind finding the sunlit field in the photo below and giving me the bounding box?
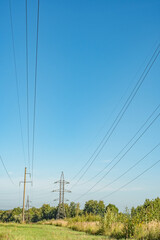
[0,223,109,240]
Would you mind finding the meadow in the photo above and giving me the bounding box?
[44,218,160,240]
[1,197,160,239]
[0,223,110,240]
[1,220,160,240]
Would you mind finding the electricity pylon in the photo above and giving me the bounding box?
[26,195,32,223]
[52,172,71,219]
[19,167,32,223]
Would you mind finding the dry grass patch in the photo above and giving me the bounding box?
[68,221,100,235]
[40,219,68,227]
[134,221,160,239]
[51,220,68,227]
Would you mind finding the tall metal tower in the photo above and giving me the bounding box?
[52,172,71,219]
[26,195,31,223]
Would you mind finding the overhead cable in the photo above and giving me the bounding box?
[78,103,160,186]
[74,110,160,201]
[71,44,160,189]
[9,0,26,166]
[0,155,14,185]
[92,142,160,194]
[31,0,40,179]
[102,159,160,199]
[26,0,30,170]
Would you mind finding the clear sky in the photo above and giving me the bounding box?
[0,0,160,211]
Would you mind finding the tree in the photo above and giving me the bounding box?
[97,201,106,216]
[10,207,22,223]
[84,200,98,215]
[64,203,70,218]
[30,207,41,222]
[41,204,52,220]
[69,202,81,217]
[106,204,118,215]
[1,211,11,222]
[50,207,58,219]
[84,200,105,216]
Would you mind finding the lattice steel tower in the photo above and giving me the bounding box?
[52,172,71,219]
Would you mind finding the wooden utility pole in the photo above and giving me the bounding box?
[19,167,32,223]
[22,167,27,223]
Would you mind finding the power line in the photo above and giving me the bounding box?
[78,103,160,186]
[70,84,134,182]
[71,45,160,187]
[102,159,160,199]
[9,0,26,166]
[26,0,30,171]
[91,142,160,194]
[91,111,160,189]
[71,45,160,189]
[74,110,160,201]
[70,42,158,183]
[0,155,14,185]
[31,0,40,179]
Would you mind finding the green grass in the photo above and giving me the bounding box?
[0,223,110,240]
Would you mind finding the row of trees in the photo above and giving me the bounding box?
[0,198,160,223]
[0,200,117,223]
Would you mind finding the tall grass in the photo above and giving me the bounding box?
[68,213,101,223]
[49,212,160,239]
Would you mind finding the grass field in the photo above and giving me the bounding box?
[0,223,110,240]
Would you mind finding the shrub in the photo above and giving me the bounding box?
[98,208,118,235]
[123,217,135,238]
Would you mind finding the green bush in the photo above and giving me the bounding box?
[123,218,135,238]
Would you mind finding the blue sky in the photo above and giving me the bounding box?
[0,0,160,211]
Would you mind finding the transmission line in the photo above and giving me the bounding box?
[26,0,30,171]
[9,0,26,166]
[31,0,40,179]
[74,110,160,201]
[71,44,160,189]
[102,158,160,199]
[71,42,158,183]
[91,142,160,194]
[78,103,160,186]
[0,155,14,185]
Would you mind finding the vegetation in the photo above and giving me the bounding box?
[0,201,102,223]
[1,197,160,239]
[50,197,160,239]
[83,200,106,217]
[0,223,107,240]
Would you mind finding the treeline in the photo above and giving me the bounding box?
[0,200,106,223]
[0,197,160,224]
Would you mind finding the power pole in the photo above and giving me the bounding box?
[22,167,26,223]
[19,167,32,223]
[52,172,71,219]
